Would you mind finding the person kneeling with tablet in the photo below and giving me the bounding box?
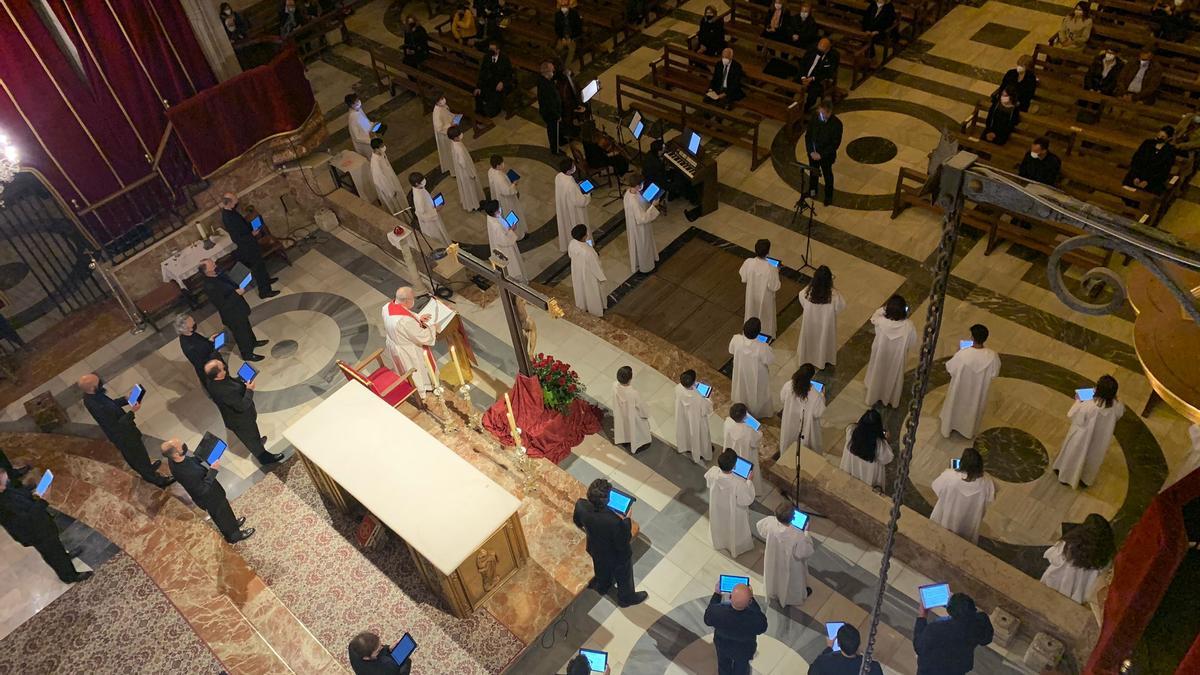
[161,438,254,544]
[913,591,993,675]
[810,624,882,675]
[348,630,415,674]
[572,478,648,607]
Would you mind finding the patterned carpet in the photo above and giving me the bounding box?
[0,553,223,675]
[232,458,525,674]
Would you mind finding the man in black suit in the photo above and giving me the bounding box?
[348,631,412,675]
[572,478,648,607]
[474,40,514,118]
[1017,136,1062,186]
[804,98,843,206]
[793,3,819,49]
[707,47,745,108]
[219,193,278,299]
[200,258,265,362]
[160,438,254,543]
[1083,48,1123,95]
[175,314,224,388]
[0,471,93,583]
[703,582,768,675]
[912,592,994,675]
[204,359,284,467]
[554,0,583,69]
[402,15,430,67]
[861,0,896,59]
[537,61,564,153]
[798,38,839,106]
[77,372,175,488]
[1124,126,1176,194]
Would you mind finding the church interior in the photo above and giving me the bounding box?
[0,0,1198,673]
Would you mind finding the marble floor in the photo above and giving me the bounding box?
[2,0,1198,671]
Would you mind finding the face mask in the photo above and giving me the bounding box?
[1029,151,1039,159]
[1000,96,1011,104]
[800,11,809,17]
[419,179,427,188]
[380,146,387,153]
[1074,10,1083,16]
[1141,59,1150,65]
[1193,115,1200,124]
[722,58,730,65]
[561,6,568,11]
[774,3,781,7]
[1104,53,1115,62]
[222,8,232,15]
[181,443,190,455]
[352,101,362,110]
[1016,65,1025,74]
[705,12,714,18]
[818,111,826,121]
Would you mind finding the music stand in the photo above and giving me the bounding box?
[791,160,819,273]
[393,207,453,299]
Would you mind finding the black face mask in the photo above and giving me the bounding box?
[181,443,190,455]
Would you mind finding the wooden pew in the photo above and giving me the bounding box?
[650,43,809,130]
[614,76,771,169]
[823,0,933,47]
[727,0,876,89]
[1030,45,1186,130]
[501,0,620,53]
[430,21,543,80]
[233,1,362,61]
[366,47,495,137]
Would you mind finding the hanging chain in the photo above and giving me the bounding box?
[858,189,965,674]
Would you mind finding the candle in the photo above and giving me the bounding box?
[424,350,439,389]
[450,345,463,381]
[504,392,519,441]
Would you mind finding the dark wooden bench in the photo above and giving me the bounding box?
[367,47,495,137]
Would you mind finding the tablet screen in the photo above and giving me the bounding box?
[628,111,642,135]
[765,256,780,267]
[718,574,749,593]
[641,182,661,202]
[633,120,644,139]
[959,339,973,350]
[581,79,600,103]
[607,487,635,516]
[732,457,753,479]
[432,193,445,207]
[919,582,951,609]
[128,384,146,406]
[687,132,701,155]
[695,382,712,398]
[811,381,824,393]
[250,215,264,233]
[34,469,53,497]
[744,414,761,431]
[826,621,844,651]
[371,121,382,133]
[755,333,771,343]
[579,179,595,194]
[1076,387,1095,401]
[212,331,227,350]
[206,438,228,465]
[506,168,520,183]
[789,509,810,530]
[453,113,463,126]
[951,458,961,470]
[390,633,417,665]
[237,362,259,383]
[586,239,594,247]
[579,648,608,672]
[239,273,253,290]
[504,211,519,228]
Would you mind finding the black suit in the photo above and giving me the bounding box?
[709,59,745,104]
[206,375,271,464]
[403,24,430,66]
[697,17,726,55]
[703,593,769,675]
[180,332,223,386]
[168,453,242,541]
[762,7,793,43]
[0,448,23,482]
[554,7,582,39]
[0,483,80,582]
[1018,151,1062,186]
[203,273,257,358]
[1124,139,1175,194]
[798,47,839,104]
[997,68,1037,112]
[221,207,274,297]
[912,612,994,675]
[572,498,637,603]
[349,645,412,675]
[537,75,563,152]
[1083,55,1123,95]
[804,111,843,204]
[476,53,514,118]
[861,0,896,57]
[792,13,819,49]
[82,388,164,485]
[983,99,1020,145]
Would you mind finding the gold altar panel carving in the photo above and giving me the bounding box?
[406,513,529,618]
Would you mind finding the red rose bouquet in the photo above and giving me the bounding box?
[532,353,584,412]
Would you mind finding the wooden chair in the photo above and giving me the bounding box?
[337,348,424,410]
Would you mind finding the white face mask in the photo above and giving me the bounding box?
[1074,10,1083,17]
[1140,59,1150,66]
[818,111,826,121]
[1029,151,1039,159]
[800,10,809,17]
[1104,53,1115,62]
[419,179,427,188]
[352,101,362,111]
[1015,65,1025,74]
[1193,114,1200,124]
[1175,0,1183,6]
[1000,95,1011,104]
[380,146,387,153]
[561,6,568,11]
[722,58,730,65]
[774,3,782,7]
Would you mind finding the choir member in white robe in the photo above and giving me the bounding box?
[623,176,660,273]
[675,369,714,465]
[706,449,756,557]
[756,504,814,607]
[864,295,918,407]
[729,318,776,419]
[796,265,845,368]
[939,324,1001,439]
[1052,375,1124,489]
[778,364,825,457]
[555,159,591,251]
[432,96,457,176]
[567,225,607,317]
[407,173,450,246]
[724,403,765,493]
[487,155,527,239]
[345,93,374,158]
[1164,424,1200,490]
[839,409,893,489]
[482,200,526,282]
[612,366,651,453]
[448,126,484,210]
[381,286,438,393]
[929,448,995,543]
[1040,514,1115,603]
[739,240,782,338]
[369,139,405,214]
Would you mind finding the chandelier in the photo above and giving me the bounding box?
[0,132,18,198]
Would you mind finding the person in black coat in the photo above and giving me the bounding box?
[762,0,794,43]
[0,448,30,483]
[77,372,175,488]
[537,61,565,153]
[708,48,746,107]
[402,15,430,66]
[1018,137,1062,186]
[696,6,726,56]
[175,314,225,388]
[475,41,514,118]
[348,631,412,675]
[798,38,839,105]
[554,0,584,68]
[161,438,254,543]
[983,88,1020,145]
[703,582,768,675]
[200,258,265,362]
[792,3,819,49]
[204,360,284,467]
[804,99,843,205]
[809,624,883,675]
[572,478,648,607]
[219,2,250,42]
[1124,126,1176,194]
[912,592,994,675]
[219,193,278,299]
[1083,48,1123,95]
[861,0,896,58]
[0,471,92,582]
[997,55,1037,111]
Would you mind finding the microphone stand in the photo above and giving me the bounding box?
[790,416,825,519]
[791,159,819,274]
[392,207,453,299]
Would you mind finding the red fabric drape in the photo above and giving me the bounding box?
[483,375,602,464]
[165,47,315,177]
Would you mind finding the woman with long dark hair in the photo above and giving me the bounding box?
[840,408,893,488]
[1041,513,1115,602]
[796,265,845,369]
[864,294,917,407]
[778,363,825,458]
[1053,374,1123,489]
[930,447,995,543]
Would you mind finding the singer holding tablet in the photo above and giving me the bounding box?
[723,403,765,493]
[481,200,527,282]
[939,323,1001,440]
[487,155,527,239]
[204,360,285,467]
[200,258,267,362]
[703,580,767,675]
[175,314,224,388]
[756,504,815,608]
[219,192,278,299]
[554,159,591,251]
[572,478,649,607]
[706,449,756,557]
[912,591,993,675]
[809,624,882,675]
[161,438,255,544]
[348,630,413,674]
[407,172,450,246]
[568,224,608,317]
[0,470,93,583]
[77,372,175,488]
[1053,374,1123,489]
[623,173,661,273]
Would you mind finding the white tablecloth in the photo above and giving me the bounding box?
[161,233,236,288]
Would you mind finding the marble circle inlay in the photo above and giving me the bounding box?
[972,426,1049,484]
[0,262,30,290]
[270,339,300,359]
[845,136,898,165]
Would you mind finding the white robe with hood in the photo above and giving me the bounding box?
[450,140,484,210]
[705,467,756,557]
[839,429,893,489]
[624,189,660,273]
[864,308,918,407]
[487,167,527,239]
[728,334,775,419]
[432,103,456,175]
[929,468,995,543]
[756,517,814,607]
[939,346,1001,439]
[485,214,526,282]
[612,382,651,452]
[370,150,406,214]
[796,287,846,368]
[1052,398,1124,488]
[554,172,591,251]
[675,384,714,465]
[568,239,606,316]
[740,257,781,338]
[723,417,765,493]
[778,382,825,457]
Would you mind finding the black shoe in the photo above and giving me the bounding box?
[618,591,649,608]
[806,586,813,597]
[243,353,265,362]
[258,452,285,466]
[150,460,162,470]
[153,476,177,488]
[823,196,833,206]
[227,527,256,543]
[67,571,94,583]
[259,290,280,299]
[684,207,701,222]
[254,339,269,347]
[236,517,246,528]
[260,436,268,444]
